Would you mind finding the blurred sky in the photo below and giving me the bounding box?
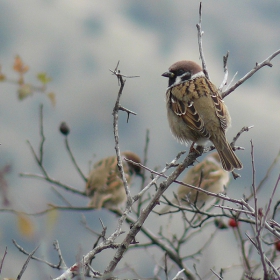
[0,0,280,279]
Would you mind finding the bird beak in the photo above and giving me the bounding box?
[161,71,174,78]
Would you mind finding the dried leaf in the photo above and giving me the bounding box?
[37,72,52,85]
[13,55,29,73]
[47,92,56,107]
[17,84,32,100]
[0,73,6,82]
[17,213,35,238]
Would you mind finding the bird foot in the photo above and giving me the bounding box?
[189,143,203,155]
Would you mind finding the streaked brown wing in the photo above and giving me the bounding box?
[168,87,210,138]
[211,92,228,131]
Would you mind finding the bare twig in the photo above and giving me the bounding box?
[0,247,7,273]
[104,150,199,280]
[13,239,67,270]
[218,51,230,91]
[172,268,185,280]
[22,105,86,196]
[51,186,73,207]
[38,104,45,165]
[111,63,133,207]
[64,135,87,182]
[250,140,272,279]
[137,129,150,216]
[53,240,67,269]
[222,49,280,99]
[16,245,39,280]
[196,2,209,80]
[19,173,85,196]
[247,149,280,201]
[230,125,254,148]
[210,268,223,280]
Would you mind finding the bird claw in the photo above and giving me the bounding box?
[189,143,203,155]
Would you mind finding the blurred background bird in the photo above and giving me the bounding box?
[160,152,230,213]
[85,151,142,210]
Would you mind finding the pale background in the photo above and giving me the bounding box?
[0,1,280,279]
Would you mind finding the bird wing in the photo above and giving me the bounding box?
[210,92,228,131]
[168,85,210,138]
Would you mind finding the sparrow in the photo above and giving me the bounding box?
[162,60,242,171]
[85,151,142,209]
[160,152,230,212]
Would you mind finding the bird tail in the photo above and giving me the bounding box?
[215,141,243,172]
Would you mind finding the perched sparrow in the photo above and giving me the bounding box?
[160,152,230,212]
[85,151,142,209]
[162,60,242,171]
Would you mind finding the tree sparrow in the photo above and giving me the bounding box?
[161,152,230,212]
[162,60,242,171]
[85,151,141,209]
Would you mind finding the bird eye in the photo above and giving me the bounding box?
[177,69,185,76]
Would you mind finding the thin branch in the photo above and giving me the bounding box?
[196,2,209,80]
[19,173,85,196]
[53,240,67,269]
[210,268,223,280]
[250,140,269,279]
[222,49,280,99]
[13,239,67,270]
[247,149,280,201]
[218,51,229,91]
[172,269,185,280]
[64,136,87,182]
[16,244,39,280]
[230,125,254,147]
[104,150,199,280]
[38,104,45,165]
[137,129,150,216]
[0,247,7,273]
[51,186,73,207]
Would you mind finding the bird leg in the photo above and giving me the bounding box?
[189,142,203,155]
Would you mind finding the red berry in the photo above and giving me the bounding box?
[228,218,239,228]
[275,240,280,251]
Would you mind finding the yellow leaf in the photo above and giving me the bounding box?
[13,55,29,73]
[17,213,35,238]
[46,209,59,233]
[37,72,52,85]
[47,92,56,107]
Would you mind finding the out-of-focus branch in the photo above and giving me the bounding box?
[12,239,67,270]
[0,247,7,273]
[64,135,87,182]
[20,107,86,196]
[19,172,85,196]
